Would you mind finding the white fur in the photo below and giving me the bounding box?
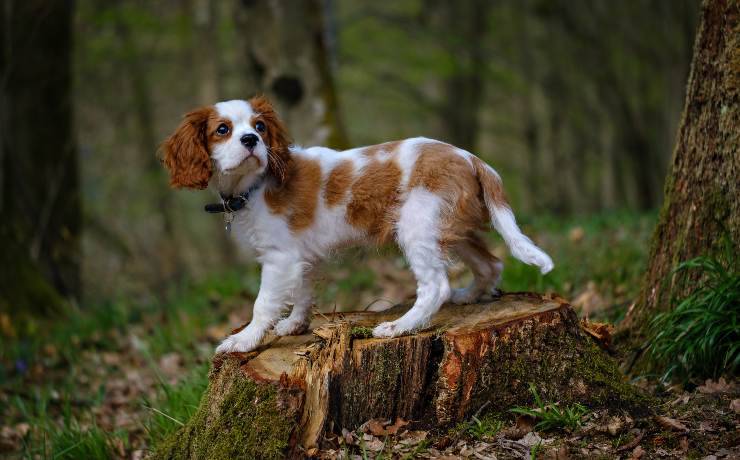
[192,101,553,354]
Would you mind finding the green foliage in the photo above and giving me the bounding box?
[510,383,588,432]
[143,362,210,447]
[466,414,504,439]
[648,250,739,382]
[12,390,125,459]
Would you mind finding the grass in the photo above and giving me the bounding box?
[648,246,739,383]
[143,361,210,447]
[510,383,589,432]
[12,389,127,459]
[466,414,504,439]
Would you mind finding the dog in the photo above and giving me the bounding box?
[162,96,553,353]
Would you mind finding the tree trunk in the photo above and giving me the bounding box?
[155,293,647,459]
[236,0,348,149]
[436,0,489,153]
[620,0,739,343]
[0,1,78,313]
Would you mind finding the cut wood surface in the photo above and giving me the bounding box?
[155,293,648,459]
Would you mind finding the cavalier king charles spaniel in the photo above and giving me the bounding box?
[162,96,553,353]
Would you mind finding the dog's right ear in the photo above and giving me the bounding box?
[161,107,214,189]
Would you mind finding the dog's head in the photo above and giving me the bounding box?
[161,96,291,189]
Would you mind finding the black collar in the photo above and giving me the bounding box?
[204,177,265,214]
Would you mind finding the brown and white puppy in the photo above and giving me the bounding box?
[162,96,553,353]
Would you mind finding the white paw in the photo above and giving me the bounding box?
[373,321,401,338]
[215,327,264,354]
[273,317,310,336]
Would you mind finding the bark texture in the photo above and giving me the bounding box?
[0,1,78,313]
[155,294,646,459]
[621,0,739,340]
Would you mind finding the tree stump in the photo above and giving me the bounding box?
[155,293,647,459]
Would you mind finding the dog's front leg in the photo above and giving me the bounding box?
[216,255,303,353]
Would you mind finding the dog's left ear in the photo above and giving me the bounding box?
[249,95,291,185]
[161,107,213,189]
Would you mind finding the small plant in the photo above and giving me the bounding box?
[648,250,739,382]
[510,383,588,431]
[466,414,504,439]
[350,326,374,339]
[530,441,544,459]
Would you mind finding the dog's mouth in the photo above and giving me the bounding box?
[222,154,261,174]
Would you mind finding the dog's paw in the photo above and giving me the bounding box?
[273,317,310,336]
[215,328,264,354]
[373,321,412,338]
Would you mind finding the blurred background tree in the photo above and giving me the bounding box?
[1,1,78,315]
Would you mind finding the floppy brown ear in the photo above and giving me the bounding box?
[249,95,291,185]
[161,107,214,189]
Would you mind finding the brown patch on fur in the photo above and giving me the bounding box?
[407,142,497,249]
[161,107,215,189]
[361,141,402,158]
[347,160,402,243]
[264,156,322,232]
[471,156,508,207]
[249,95,292,184]
[324,160,355,207]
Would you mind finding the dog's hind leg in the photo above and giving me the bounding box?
[450,234,503,305]
[373,188,451,338]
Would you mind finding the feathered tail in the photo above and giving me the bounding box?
[472,157,554,274]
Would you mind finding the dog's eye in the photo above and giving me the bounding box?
[216,123,230,135]
[255,121,266,133]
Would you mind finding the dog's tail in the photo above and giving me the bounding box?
[471,156,554,274]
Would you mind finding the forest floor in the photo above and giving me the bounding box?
[1,212,737,459]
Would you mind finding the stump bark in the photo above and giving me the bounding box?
[155,293,647,459]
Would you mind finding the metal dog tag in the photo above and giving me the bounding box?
[224,212,234,234]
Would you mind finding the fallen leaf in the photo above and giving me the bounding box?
[341,428,354,445]
[366,438,384,452]
[364,419,387,437]
[617,430,644,452]
[580,319,614,349]
[697,378,734,394]
[385,417,409,435]
[730,399,740,414]
[630,445,645,459]
[572,282,606,318]
[655,416,688,432]
[398,430,427,446]
[605,416,625,436]
[680,436,689,453]
[518,432,545,448]
[500,414,535,439]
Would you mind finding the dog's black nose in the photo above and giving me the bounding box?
[240,133,259,149]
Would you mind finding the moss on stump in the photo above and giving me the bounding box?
[153,293,648,459]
